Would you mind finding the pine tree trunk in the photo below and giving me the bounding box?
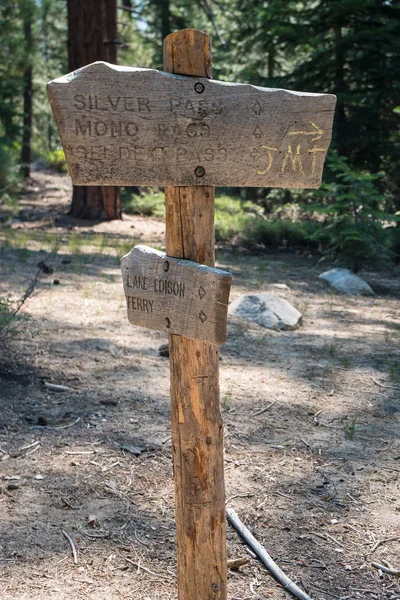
[334,24,348,158]
[160,0,171,42]
[67,0,121,220]
[21,14,33,179]
[154,0,171,65]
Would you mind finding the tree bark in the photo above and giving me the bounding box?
[334,24,348,158]
[20,7,34,179]
[164,29,227,600]
[160,0,171,42]
[67,0,121,220]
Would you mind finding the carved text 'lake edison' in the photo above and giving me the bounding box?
[121,245,232,345]
[47,62,336,188]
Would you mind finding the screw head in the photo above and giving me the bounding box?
[195,166,205,178]
[212,583,219,592]
[194,82,205,94]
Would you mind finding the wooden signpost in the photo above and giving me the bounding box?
[48,28,336,600]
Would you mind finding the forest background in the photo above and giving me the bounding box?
[1,0,400,271]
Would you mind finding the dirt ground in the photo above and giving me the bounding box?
[0,171,399,600]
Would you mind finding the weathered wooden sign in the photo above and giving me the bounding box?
[121,245,232,345]
[47,61,336,189]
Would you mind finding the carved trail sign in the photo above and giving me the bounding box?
[47,62,336,189]
[121,245,232,345]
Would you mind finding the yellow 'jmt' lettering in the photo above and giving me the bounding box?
[252,121,327,176]
[254,146,279,175]
[281,144,304,174]
[309,147,326,173]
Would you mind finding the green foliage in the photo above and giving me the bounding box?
[386,225,400,256]
[0,268,41,348]
[0,2,26,189]
[215,195,248,242]
[45,149,67,173]
[122,190,165,218]
[308,152,398,271]
[0,137,21,193]
[0,295,26,341]
[244,218,320,249]
[232,0,400,213]
[31,0,67,159]
[214,194,322,248]
[344,417,358,440]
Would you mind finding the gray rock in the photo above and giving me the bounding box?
[319,268,374,296]
[270,283,291,291]
[228,293,303,331]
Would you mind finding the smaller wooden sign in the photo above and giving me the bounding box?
[121,245,232,345]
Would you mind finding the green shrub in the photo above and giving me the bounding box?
[0,135,21,195]
[244,218,321,248]
[0,294,25,340]
[0,191,19,220]
[122,190,165,217]
[307,152,398,271]
[386,225,400,257]
[215,212,250,242]
[215,194,243,215]
[0,267,42,350]
[214,194,321,247]
[215,195,252,242]
[46,149,68,173]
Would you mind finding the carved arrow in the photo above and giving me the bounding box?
[289,121,324,142]
[199,311,208,324]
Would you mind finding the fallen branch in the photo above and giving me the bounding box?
[380,466,400,473]
[226,493,255,504]
[29,416,81,431]
[125,557,172,580]
[372,561,399,576]
[227,557,249,570]
[44,382,72,392]
[62,529,78,564]
[19,440,39,452]
[370,376,400,392]
[324,532,344,548]
[226,508,313,600]
[53,417,81,430]
[253,400,276,416]
[25,443,41,456]
[370,536,400,554]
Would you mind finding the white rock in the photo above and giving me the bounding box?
[228,293,303,331]
[319,268,374,296]
[270,283,291,291]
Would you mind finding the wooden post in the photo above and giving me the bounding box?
[163,29,227,600]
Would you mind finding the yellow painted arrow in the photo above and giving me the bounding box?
[289,121,324,142]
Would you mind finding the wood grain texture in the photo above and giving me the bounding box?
[47,62,336,189]
[164,29,227,600]
[163,28,212,78]
[121,245,231,345]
